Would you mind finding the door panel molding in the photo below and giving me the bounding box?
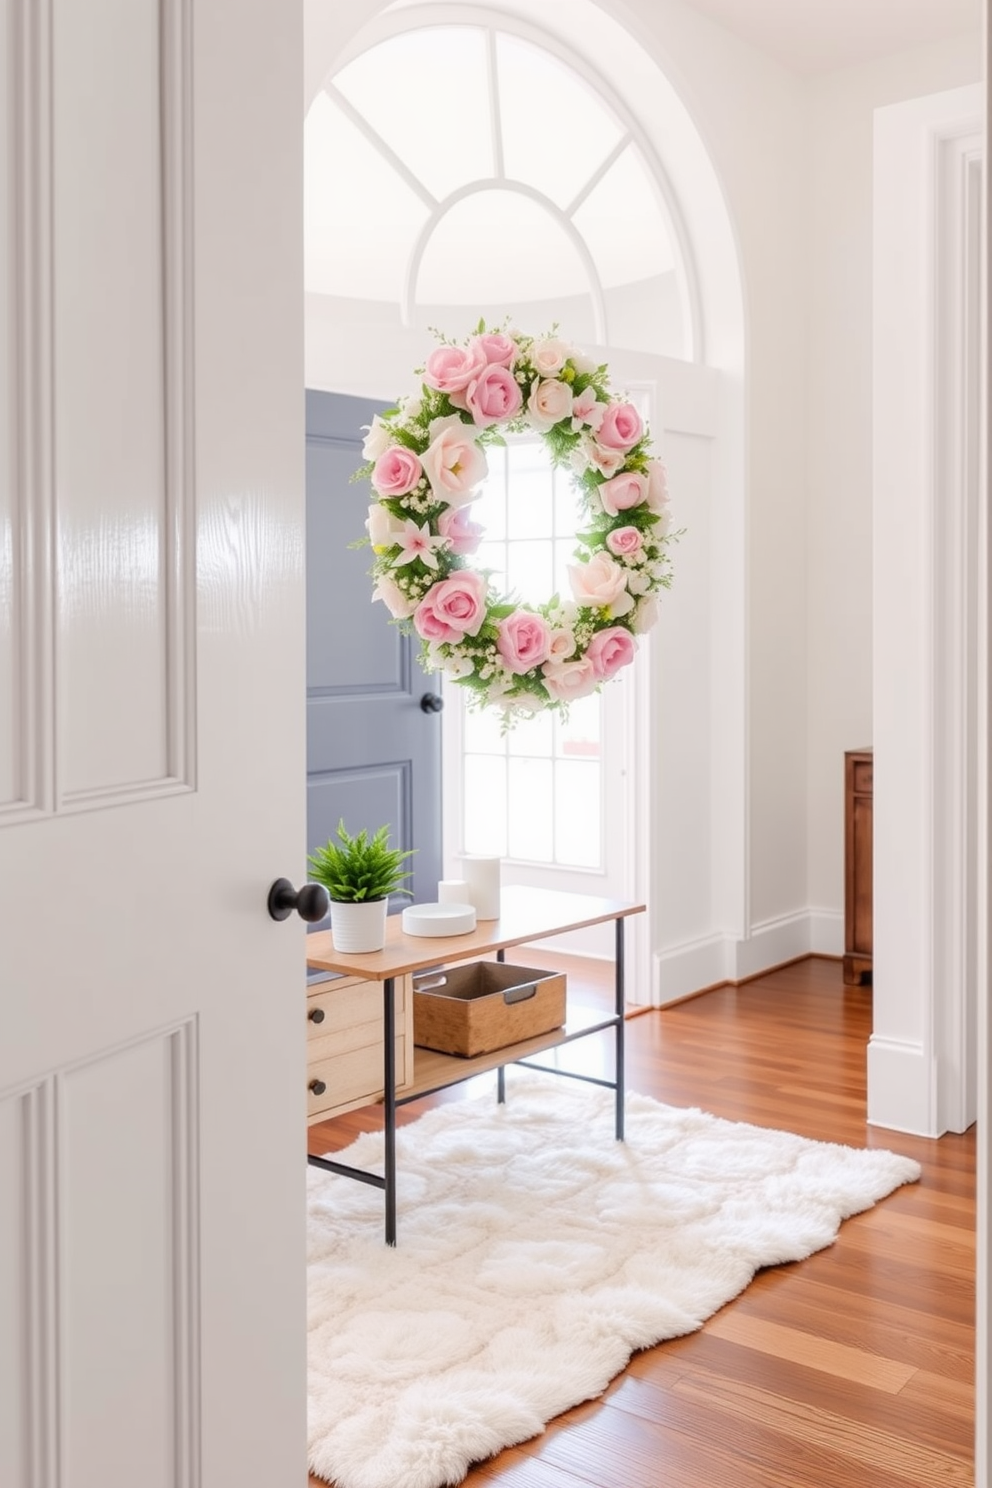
[1,0,55,824]
[2,0,196,826]
[0,1017,201,1488]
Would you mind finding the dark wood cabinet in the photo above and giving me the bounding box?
[843,748,873,985]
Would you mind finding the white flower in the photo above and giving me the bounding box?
[366,503,404,549]
[422,414,488,504]
[372,574,418,619]
[527,378,573,429]
[547,628,577,660]
[581,438,625,478]
[568,551,629,609]
[626,569,651,596]
[632,594,660,634]
[482,674,514,701]
[361,416,392,461]
[444,653,476,680]
[607,589,635,619]
[529,337,572,377]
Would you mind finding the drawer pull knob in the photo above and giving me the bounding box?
[308,1007,325,1024]
[309,1079,326,1097]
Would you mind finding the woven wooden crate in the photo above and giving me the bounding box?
[412,961,566,1058]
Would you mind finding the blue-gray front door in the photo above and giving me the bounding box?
[305,389,442,911]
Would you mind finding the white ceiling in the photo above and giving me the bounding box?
[679,0,982,76]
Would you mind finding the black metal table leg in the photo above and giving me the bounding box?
[495,948,506,1104]
[383,975,397,1245]
[615,917,625,1141]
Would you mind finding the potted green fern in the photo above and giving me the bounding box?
[308,820,415,953]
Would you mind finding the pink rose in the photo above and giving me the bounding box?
[542,655,600,702]
[568,551,634,617]
[423,342,488,395]
[599,471,648,518]
[605,526,644,558]
[413,570,489,642]
[527,378,573,429]
[372,574,417,619]
[471,333,518,368]
[462,365,523,428]
[586,626,636,679]
[371,446,423,498]
[597,401,643,451]
[496,609,552,675]
[421,415,488,503]
[437,504,484,556]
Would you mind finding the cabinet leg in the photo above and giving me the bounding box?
[497,1065,506,1104]
[842,954,872,986]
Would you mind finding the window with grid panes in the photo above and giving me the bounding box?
[461,442,603,871]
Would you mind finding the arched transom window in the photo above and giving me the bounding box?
[305,14,692,357]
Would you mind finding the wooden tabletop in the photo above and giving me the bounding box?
[305,886,645,980]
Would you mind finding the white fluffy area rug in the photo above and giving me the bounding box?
[307,1075,921,1488]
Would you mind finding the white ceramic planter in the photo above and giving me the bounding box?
[330,897,388,954]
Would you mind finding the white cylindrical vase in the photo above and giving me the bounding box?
[330,898,388,954]
[437,878,469,904]
[460,856,501,920]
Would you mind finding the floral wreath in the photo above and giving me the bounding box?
[357,324,675,723]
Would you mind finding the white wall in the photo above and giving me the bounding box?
[806,31,982,943]
[305,276,686,398]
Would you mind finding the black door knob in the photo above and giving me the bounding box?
[420,692,444,713]
[267,878,330,923]
[308,1006,325,1024]
[309,1079,326,1096]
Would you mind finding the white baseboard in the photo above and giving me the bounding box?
[653,933,731,1003]
[652,908,844,1006]
[808,908,844,956]
[732,911,811,980]
[867,1036,936,1136]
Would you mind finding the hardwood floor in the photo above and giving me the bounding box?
[307,955,976,1488]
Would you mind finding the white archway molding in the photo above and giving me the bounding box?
[310,2,707,364]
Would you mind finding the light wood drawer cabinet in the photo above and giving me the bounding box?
[306,972,413,1123]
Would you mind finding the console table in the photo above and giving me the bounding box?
[305,887,645,1244]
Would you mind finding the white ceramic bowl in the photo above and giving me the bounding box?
[401,902,477,937]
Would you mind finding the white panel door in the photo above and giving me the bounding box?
[0,3,306,1486]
